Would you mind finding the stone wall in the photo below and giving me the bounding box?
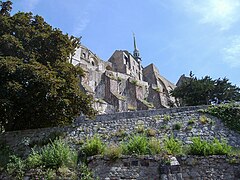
[88,155,240,180]
[1,106,240,179]
[1,105,240,157]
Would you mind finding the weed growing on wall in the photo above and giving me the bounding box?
[163,114,171,121]
[122,135,149,155]
[163,135,183,155]
[81,135,106,157]
[6,155,25,179]
[104,144,122,160]
[203,104,240,133]
[199,115,208,124]
[173,123,182,130]
[188,137,232,156]
[27,138,77,169]
[148,138,162,155]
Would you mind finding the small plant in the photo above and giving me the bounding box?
[188,119,195,125]
[104,144,122,160]
[131,79,138,85]
[188,137,232,156]
[163,114,171,121]
[27,139,77,169]
[135,124,145,133]
[163,135,183,155]
[122,135,149,155]
[186,126,193,131]
[154,115,161,121]
[199,115,208,124]
[146,128,157,137]
[160,125,166,129]
[117,77,122,81]
[155,87,161,93]
[79,164,95,180]
[81,135,105,157]
[149,138,162,155]
[115,129,127,138]
[6,155,26,179]
[173,123,182,130]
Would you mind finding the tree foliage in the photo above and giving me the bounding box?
[172,73,240,106]
[0,1,96,131]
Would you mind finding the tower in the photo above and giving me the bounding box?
[133,33,141,62]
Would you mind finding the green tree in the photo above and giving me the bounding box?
[172,72,240,106]
[0,1,96,131]
[0,0,12,16]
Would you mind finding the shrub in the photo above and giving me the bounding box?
[27,139,77,169]
[104,144,122,160]
[204,104,240,133]
[122,135,149,155]
[81,135,105,157]
[163,136,182,155]
[188,137,232,156]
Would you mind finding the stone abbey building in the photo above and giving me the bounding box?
[71,36,177,114]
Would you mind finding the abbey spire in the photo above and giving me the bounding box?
[133,33,141,62]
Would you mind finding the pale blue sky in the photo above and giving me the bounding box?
[12,0,240,86]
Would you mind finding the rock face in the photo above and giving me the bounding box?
[70,43,177,114]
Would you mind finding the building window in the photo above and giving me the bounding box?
[82,52,86,58]
[92,61,95,66]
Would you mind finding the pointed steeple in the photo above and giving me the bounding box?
[133,33,141,62]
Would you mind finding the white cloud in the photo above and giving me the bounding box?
[223,36,240,67]
[21,0,40,12]
[182,0,240,30]
[72,16,90,35]
[72,1,96,36]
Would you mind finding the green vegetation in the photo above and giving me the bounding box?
[104,144,122,160]
[122,135,149,155]
[27,139,77,169]
[163,135,183,155]
[188,137,232,156]
[1,133,239,179]
[203,103,240,133]
[0,138,80,179]
[6,155,25,179]
[135,124,145,133]
[171,72,240,106]
[199,115,208,124]
[81,135,106,157]
[131,79,138,85]
[163,114,171,121]
[0,1,96,131]
[146,128,157,137]
[188,119,195,125]
[173,123,182,130]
